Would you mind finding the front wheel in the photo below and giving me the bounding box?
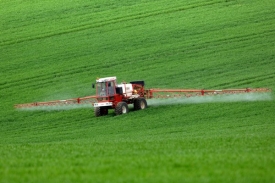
[115,102,129,115]
[94,107,108,117]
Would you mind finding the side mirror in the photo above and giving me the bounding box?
[92,84,95,88]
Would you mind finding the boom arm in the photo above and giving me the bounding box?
[15,95,97,109]
[145,88,271,99]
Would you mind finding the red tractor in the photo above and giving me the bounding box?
[93,76,148,117]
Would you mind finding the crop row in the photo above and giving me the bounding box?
[0,0,226,46]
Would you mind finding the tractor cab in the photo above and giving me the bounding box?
[93,76,130,109]
[95,77,117,97]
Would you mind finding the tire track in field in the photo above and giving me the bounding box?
[0,64,97,90]
[1,52,139,91]
[118,27,275,69]
[182,28,275,54]
[145,28,275,60]
[1,54,135,91]
[1,0,224,46]
[6,27,271,91]
[210,72,275,88]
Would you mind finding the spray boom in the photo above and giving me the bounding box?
[14,76,272,116]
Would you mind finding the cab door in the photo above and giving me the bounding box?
[107,81,116,96]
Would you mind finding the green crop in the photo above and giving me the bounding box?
[1,0,274,182]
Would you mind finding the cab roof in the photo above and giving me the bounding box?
[96,76,117,83]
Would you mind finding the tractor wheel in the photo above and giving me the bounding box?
[94,107,108,117]
[134,97,147,110]
[115,102,129,115]
[101,107,109,116]
[95,107,101,117]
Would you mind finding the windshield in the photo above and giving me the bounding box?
[97,82,107,97]
[96,81,115,97]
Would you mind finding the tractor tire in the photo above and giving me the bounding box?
[101,107,109,116]
[134,97,147,110]
[115,102,129,115]
[94,107,108,117]
[95,107,101,117]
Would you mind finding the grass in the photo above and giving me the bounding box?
[1,0,275,182]
[1,102,274,182]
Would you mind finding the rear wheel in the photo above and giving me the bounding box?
[134,98,147,110]
[115,102,129,115]
[94,107,108,117]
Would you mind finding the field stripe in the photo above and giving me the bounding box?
[210,72,275,88]
[0,0,224,46]
[2,28,274,91]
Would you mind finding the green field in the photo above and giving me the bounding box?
[1,0,275,182]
